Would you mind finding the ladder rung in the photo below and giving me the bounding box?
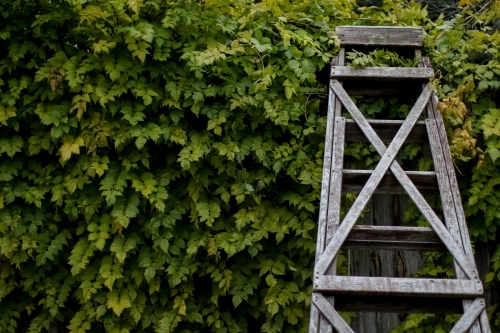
[334,295,463,314]
[345,119,427,143]
[342,225,446,252]
[336,26,423,47]
[331,66,434,81]
[342,169,438,195]
[313,276,483,298]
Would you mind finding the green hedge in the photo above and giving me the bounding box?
[1,0,500,332]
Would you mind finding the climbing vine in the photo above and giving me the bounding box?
[1,0,500,332]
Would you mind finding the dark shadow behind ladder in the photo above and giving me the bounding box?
[309,26,491,333]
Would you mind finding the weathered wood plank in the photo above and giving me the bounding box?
[315,82,431,276]
[427,119,477,272]
[450,298,485,333]
[345,119,428,143]
[327,117,346,253]
[415,49,423,66]
[321,117,345,333]
[316,51,345,333]
[312,57,340,333]
[315,77,337,265]
[336,26,423,47]
[427,97,488,332]
[331,66,434,81]
[313,293,355,333]
[342,169,438,194]
[479,311,490,333]
[318,317,332,333]
[427,94,485,333]
[308,304,320,333]
[428,97,478,268]
[313,276,484,298]
[328,80,479,280]
[337,48,345,67]
[335,295,463,314]
[342,225,446,251]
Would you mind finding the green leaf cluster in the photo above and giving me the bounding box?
[0,0,350,332]
[346,49,420,69]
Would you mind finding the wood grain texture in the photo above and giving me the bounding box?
[336,26,423,47]
[315,50,345,333]
[427,96,488,333]
[315,82,431,276]
[313,293,355,333]
[449,298,485,333]
[319,48,345,333]
[342,169,438,195]
[326,117,346,250]
[421,58,483,332]
[315,76,337,264]
[328,80,479,280]
[308,304,320,333]
[331,66,434,81]
[312,57,340,333]
[428,94,478,264]
[345,119,427,143]
[479,311,490,333]
[322,117,345,333]
[313,276,484,298]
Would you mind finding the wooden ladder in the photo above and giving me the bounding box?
[309,26,491,333]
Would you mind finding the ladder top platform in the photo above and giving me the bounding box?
[336,26,424,47]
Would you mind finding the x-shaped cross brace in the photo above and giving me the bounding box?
[314,80,478,280]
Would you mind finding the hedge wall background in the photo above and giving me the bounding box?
[1,0,500,332]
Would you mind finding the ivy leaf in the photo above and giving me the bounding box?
[59,135,85,163]
[106,289,132,316]
[0,105,16,125]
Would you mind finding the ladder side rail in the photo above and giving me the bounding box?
[320,47,346,333]
[310,49,346,333]
[416,49,485,333]
[427,98,490,332]
[427,119,485,333]
[320,117,346,333]
[427,93,477,266]
[418,51,487,332]
[309,60,338,333]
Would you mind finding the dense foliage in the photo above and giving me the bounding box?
[1,0,500,332]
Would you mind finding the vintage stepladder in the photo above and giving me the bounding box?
[309,26,491,333]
